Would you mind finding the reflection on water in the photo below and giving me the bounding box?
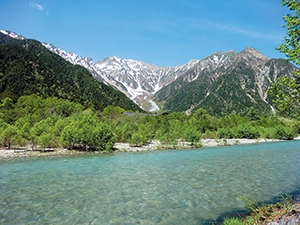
[0,141,299,224]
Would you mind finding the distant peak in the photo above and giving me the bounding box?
[240,47,269,60]
[241,47,259,53]
[109,56,121,62]
[187,58,200,64]
[204,50,237,64]
[0,30,25,40]
[206,50,237,59]
[0,30,8,35]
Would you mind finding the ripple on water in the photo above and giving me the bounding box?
[0,141,300,224]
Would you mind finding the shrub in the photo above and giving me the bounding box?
[183,126,201,146]
[129,132,146,147]
[217,128,235,139]
[235,124,260,139]
[273,125,296,140]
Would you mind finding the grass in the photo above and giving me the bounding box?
[222,195,296,225]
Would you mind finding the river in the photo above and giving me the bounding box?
[0,141,299,224]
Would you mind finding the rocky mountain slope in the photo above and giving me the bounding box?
[2,30,297,115]
[41,37,297,115]
[42,42,199,111]
[0,30,142,112]
[154,48,297,115]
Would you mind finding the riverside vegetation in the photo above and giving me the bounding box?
[0,94,298,152]
[223,195,300,225]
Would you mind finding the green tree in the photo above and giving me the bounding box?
[235,123,260,139]
[270,0,300,118]
[0,125,19,149]
[129,132,145,147]
[61,124,79,149]
[16,95,44,125]
[1,97,14,110]
[102,105,125,120]
[44,97,84,118]
[246,107,260,121]
[60,113,115,151]
[30,117,58,150]
[190,108,217,133]
[14,118,31,144]
[183,125,201,146]
[90,123,114,151]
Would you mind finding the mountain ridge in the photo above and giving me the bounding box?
[154,50,297,116]
[0,30,142,112]
[1,30,297,115]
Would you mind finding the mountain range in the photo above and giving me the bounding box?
[0,30,298,116]
[0,30,141,112]
[154,48,297,116]
[42,41,199,111]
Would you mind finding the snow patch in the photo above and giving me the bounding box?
[148,100,160,112]
[0,30,25,40]
[0,30,8,35]
[263,99,276,115]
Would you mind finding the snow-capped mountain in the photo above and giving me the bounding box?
[41,42,200,111]
[0,30,25,40]
[154,47,298,115]
[2,30,296,115]
[93,57,199,106]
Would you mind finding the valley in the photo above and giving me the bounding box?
[1,30,297,116]
[42,35,298,115]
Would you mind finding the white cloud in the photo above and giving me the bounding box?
[186,18,282,42]
[211,22,282,41]
[29,1,44,11]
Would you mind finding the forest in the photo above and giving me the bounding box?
[0,95,298,152]
[0,36,141,112]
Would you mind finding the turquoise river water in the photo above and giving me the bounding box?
[0,141,300,224]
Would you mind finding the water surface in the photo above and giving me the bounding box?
[0,141,300,224]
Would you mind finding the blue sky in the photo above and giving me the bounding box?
[0,0,291,66]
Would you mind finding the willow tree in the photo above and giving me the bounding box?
[270,0,300,118]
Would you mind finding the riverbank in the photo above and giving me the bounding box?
[223,199,300,225]
[0,147,97,159]
[114,138,284,152]
[0,138,286,159]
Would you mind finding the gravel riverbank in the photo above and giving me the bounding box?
[114,138,283,152]
[0,138,285,159]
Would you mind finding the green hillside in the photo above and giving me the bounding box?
[0,34,142,111]
[155,53,297,116]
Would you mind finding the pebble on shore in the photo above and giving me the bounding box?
[0,138,284,159]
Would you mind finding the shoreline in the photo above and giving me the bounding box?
[0,138,288,159]
[114,138,284,152]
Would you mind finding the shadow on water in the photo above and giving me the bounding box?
[206,189,300,225]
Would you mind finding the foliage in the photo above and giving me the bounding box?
[183,125,201,146]
[0,35,142,112]
[0,96,116,151]
[234,124,260,139]
[60,113,114,151]
[273,125,297,140]
[222,217,243,225]
[223,194,295,225]
[154,56,291,117]
[270,0,300,118]
[0,125,19,149]
[0,94,297,151]
[277,0,300,66]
